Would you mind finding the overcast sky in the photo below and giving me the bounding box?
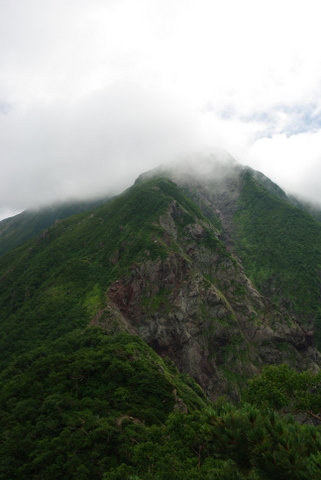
[1,0,321,220]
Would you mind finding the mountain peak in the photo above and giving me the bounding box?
[1,171,320,400]
[137,149,240,185]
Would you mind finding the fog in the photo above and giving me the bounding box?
[1,0,321,219]
[0,85,200,218]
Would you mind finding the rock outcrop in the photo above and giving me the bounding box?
[92,200,320,399]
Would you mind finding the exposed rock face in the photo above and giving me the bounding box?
[93,201,320,399]
[1,155,320,402]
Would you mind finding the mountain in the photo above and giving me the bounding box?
[0,155,320,400]
[0,328,209,479]
[287,193,321,223]
[0,196,109,257]
[1,153,321,479]
[2,330,321,479]
[138,155,321,332]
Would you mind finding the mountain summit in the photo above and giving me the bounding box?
[0,153,320,399]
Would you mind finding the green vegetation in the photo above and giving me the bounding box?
[0,179,169,367]
[103,402,321,479]
[235,172,321,336]
[0,328,207,479]
[0,177,225,369]
[243,363,321,416]
[1,337,321,479]
[1,169,321,478]
[140,288,171,314]
[0,197,109,257]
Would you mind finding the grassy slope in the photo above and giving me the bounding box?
[2,173,321,478]
[0,197,109,257]
[0,178,220,370]
[234,171,321,332]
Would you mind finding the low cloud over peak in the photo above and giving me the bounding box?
[1,0,321,219]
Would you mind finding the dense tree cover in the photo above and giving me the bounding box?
[234,172,321,342]
[0,328,206,479]
[1,171,321,478]
[0,329,321,479]
[102,403,321,479]
[0,178,223,370]
[244,364,321,419]
[0,197,109,257]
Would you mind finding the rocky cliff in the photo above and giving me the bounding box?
[90,194,320,399]
[0,157,320,399]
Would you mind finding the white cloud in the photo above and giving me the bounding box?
[0,83,200,213]
[248,131,321,203]
[1,0,321,219]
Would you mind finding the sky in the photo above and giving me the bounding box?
[1,0,321,220]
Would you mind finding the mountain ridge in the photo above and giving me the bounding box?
[2,153,321,478]
[1,160,320,398]
[0,196,110,257]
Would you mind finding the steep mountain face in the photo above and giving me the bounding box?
[288,193,321,223]
[0,168,320,399]
[139,155,321,341]
[100,201,319,399]
[0,197,109,256]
